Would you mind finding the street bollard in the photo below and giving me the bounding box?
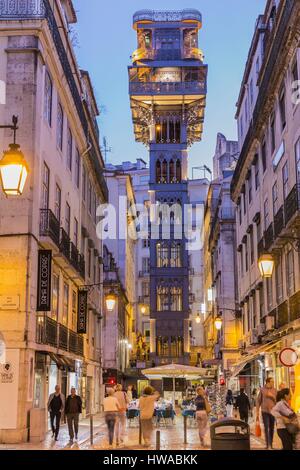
[156,430,161,450]
[90,414,94,446]
[184,415,188,445]
[139,419,142,445]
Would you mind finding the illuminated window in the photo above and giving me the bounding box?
[157,286,169,311]
[170,242,181,267]
[44,71,53,125]
[170,287,182,311]
[157,242,169,268]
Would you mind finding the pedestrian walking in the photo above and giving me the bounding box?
[126,385,133,402]
[139,386,159,447]
[251,388,257,410]
[194,386,211,447]
[131,385,138,400]
[225,389,234,418]
[256,377,277,449]
[65,387,82,444]
[47,385,65,441]
[114,384,129,446]
[235,388,251,423]
[271,388,299,450]
[103,388,121,448]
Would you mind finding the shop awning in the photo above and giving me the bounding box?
[229,339,283,378]
[49,353,75,372]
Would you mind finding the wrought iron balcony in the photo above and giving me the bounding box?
[0,0,45,19]
[59,324,68,351]
[277,301,289,328]
[129,81,206,96]
[264,223,274,252]
[36,314,58,347]
[70,242,80,271]
[284,184,300,225]
[36,314,84,357]
[40,209,60,247]
[274,206,285,238]
[133,9,202,25]
[60,228,71,260]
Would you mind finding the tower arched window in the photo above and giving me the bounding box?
[170,242,182,268]
[170,287,182,311]
[157,286,169,311]
[169,159,175,183]
[156,160,161,183]
[162,159,168,183]
[176,160,182,182]
[175,120,181,143]
[157,242,169,268]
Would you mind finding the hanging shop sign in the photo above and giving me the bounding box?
[279,347,298,368]
[37,250,52,311]
[77,290,88,334]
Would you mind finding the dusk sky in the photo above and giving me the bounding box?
[73,0,266,176]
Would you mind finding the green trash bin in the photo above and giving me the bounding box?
[210,419,250,451]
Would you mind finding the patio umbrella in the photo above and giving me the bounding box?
[142,363,209,404]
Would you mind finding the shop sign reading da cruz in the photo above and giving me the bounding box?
[37,250,52,312]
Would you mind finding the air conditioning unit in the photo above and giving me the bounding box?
[257,323,266,337]
[266,316,275,332]
[250,329,259,345]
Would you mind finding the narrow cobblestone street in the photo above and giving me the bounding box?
[0,414,282,451]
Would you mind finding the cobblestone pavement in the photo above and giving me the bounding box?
[0,414,282,451]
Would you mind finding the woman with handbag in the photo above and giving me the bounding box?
[271,388,299,450]
[194,386,211,447]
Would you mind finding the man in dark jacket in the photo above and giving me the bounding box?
[235,388,251,423]
[65,387,82,443]
[47,385,65,440]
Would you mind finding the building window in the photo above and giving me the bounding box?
[292,58,299,83]
[286,249,295,296]
[157,286,169,311]
[57,103,64,151]
[243,189,246,215]
[250,228,254,265]
[272,181,278,216]
[63,282,69,326]
[244,238,249,272]
[248,172,253,204]
[41,163,50,210]
[256,57,260,79]
[54,184,61,222]
[82,166,87,201]
[72,290,77,331]
[44,71,53,125]
[170,287,182,311]
[282,162,289,200]
[276,257,283,304]
[261,140,267,173]
[52,273,59,321]
[142,282,150,297]
[252,294,257,329]
[88,180,92,215]
[279,87,286,130]
[170,336,183,357]
[67,127,73,171]
[65,202,71,236]
[74,218,78,247]
[254,156,260,190]
[240,247,244,275]
[264,199,269,230]
[270,115,276,155]
[157,337,169,357]
[157,242,168,268]
[142,257,150,274]
[170,242,181,268]
[75,149,80,188]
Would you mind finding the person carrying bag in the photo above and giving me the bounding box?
[194,386,211,448]
[271,388,299,450]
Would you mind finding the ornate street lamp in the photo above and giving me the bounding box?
[214,316,223,331]
[105,291,117,311]
[258,253,275,278]
[0,116,29,196]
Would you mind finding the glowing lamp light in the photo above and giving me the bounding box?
[196,313,201,324]
[128,343,133,350]
[215,316,223,331]
[258,254,275,279]
[105,292,116,311]
[141,305,147,314]
[0,144,29,196]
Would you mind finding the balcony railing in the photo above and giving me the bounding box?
[0,0,45,18]
[60,228,71,259]
[133,9,202,25]
[70,242,80,271]
[130,81,206,96]
[284,184,300,225]
[274,206,285,238]
[40,209,60,247]
[264,223,274,252]
[277,301,289,328]
[36,314,84,357]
